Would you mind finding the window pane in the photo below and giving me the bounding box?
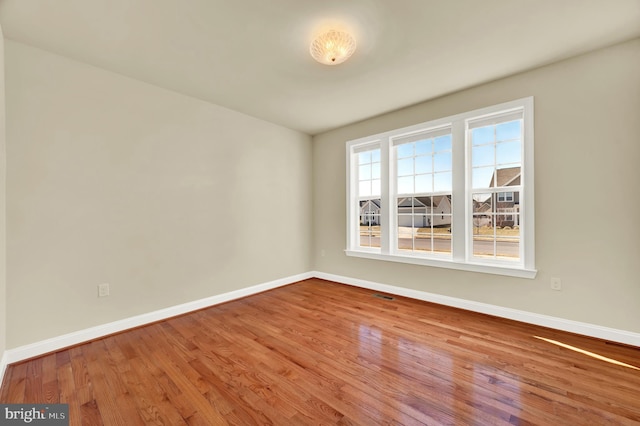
[359,181,371,197]
[473,210,495,257]
[370,230,381,248]
[415,174,432,193]
[370,179,380,196]
[473,235,495,257]
[496,141,521,165]
[496,120,520,141]
[472,214,491,229]
[416,223,431,236]
[434,231,451,254]
[496,191,518,217]
[497,223,520,260]
[472,167,494,189]
[397,196,413,211]
[400,220,453,254]
[397,226,413,251]
[359,214,378,226]
[359,164,371,180]
[398,208,415,252]
[371,162,381,179]
[512,212,521,228]
[397,213,413,227]
[370,198,381,212]
[471,189,521,261]
[360,199,381,219]
[371,150,381,162]
[358,151,371,164]
[415,155,432,174]
[414,213,427,229]
[434,135,452,152]
[433,203,451,225]
[397,176,413,194]
[472,126,494,145]
[472,145,494,167]
[359,229,369,246]
[397,144,413,158]
[433,209,453,226]
[415,140,431,155]
[472,193,492,213]
[397,158,413,176]
[415,233,432,252]
[359,198,381,248]
[360,230,381,248]
[497,239,519,259]
[415,196,431,211]
[494,166,520,188]
[434,152,452,172]
[434,172,452,192]
[498,217,520,232]
[413,196,427,214]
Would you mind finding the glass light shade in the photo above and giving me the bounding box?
[310,30,356,65]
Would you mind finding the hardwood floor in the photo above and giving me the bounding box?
[1,278,639,425]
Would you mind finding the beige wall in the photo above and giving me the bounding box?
[3,35,639,350]
[313,38,640,333]
[5,41,312,348]
[0,26,6,357]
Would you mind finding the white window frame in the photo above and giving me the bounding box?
[348,142,383,254]
[345,97,536,279]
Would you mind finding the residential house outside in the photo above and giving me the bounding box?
[397,196,452,228]
[489,166,520,228]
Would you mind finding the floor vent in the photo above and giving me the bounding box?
[373,293,395,301]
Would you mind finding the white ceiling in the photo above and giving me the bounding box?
[1,1,639,135]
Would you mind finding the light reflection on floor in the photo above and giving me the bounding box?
[359,324,526,422]
[534,336,640,370]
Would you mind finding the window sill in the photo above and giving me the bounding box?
[344,250,537,279]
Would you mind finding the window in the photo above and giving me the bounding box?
[394,128,453,256]
[355,146,381,249]
[346,98,535,278]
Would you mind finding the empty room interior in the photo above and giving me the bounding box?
[0,1,639,425]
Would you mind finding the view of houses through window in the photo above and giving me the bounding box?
[395,131,453,255]
[348,97,534,276]
[357,121,522,260]
[471,118,522,260]
[357,148,381,248]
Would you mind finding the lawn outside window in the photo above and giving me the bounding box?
[345,97,536,278]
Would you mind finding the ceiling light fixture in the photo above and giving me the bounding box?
[310,30,356,65]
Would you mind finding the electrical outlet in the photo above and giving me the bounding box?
[550,277,562,291]
[98,283,110,297]
[321,249,326,257]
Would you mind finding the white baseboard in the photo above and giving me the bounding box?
[1,272,313,371]
[2,269,638,386]
[0,351,8,387]
[313,271,640,348]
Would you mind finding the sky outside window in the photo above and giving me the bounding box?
[471,120,522,191]
[397,134,452,195]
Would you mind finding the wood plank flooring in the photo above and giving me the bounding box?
[1,278,639,425]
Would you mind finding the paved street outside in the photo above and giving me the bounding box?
[360,236,519,257]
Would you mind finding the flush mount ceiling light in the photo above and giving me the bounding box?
[310,30,356,65]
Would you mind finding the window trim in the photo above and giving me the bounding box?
[345,97,536,279]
